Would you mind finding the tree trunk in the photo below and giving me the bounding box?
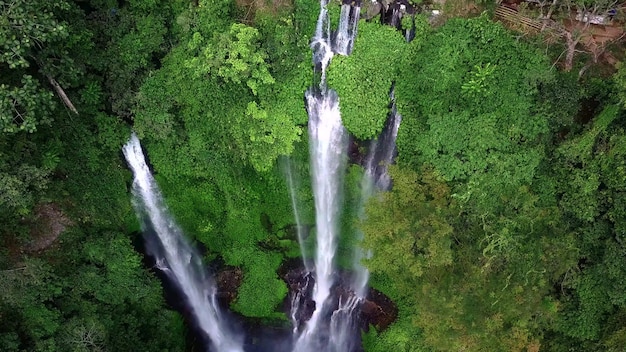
[47,76,78,115]
[564,32,577,72]
[541,0,558,31]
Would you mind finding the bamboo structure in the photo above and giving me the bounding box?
[494,4,560,35]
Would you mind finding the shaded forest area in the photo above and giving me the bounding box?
[1,0,626,351]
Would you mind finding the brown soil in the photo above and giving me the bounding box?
[441,0,481,21]
[235,0,294,23]
[562,18,625,66]
[27,203,73,252]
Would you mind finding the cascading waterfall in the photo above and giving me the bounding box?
[333,4,360,56]
[296,88,347,351]
[328,87,403,350]
[292,1,357,351]
[123,133,243,352]
[311,0,333,86]
[363,86,402,192]
[329,294,361,352]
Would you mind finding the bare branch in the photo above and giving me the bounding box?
[47,76,78,115]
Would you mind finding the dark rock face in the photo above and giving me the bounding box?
[281,265,399,333]
[361,0,383,20]
[362,288,398,331]
[284,266,316,329]
[216,266,243,305]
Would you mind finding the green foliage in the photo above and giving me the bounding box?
[544,104,626,349]
[136,6,306,172]
[186,23,275,95]
[0,75,56,133]
[555,104,620,222]
[460,63,497,97]
[361,162,578,351]
[83,0,174,117]
[327,20,410,140]
[292,0,320,42]
[254,11,310,78]
[0,164,49,214]
[152,153,299,319]
[0,0,69,69]
[395,16,553,214]
[231,251,288,318]
[536,71,581,132]
[0,107,184,350]
[615,61,626,108]
[362,166,453,282]
[362,318,429,352]
[238,101,302,172]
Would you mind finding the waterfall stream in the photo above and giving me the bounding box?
[333,4,360,56]
[290,2,404,348]
[123,2,403,351]
[293,1,350,350]
[292,1,366,351]
[328,87,403,351]
[123,134,243,352]
[285,159,311,272]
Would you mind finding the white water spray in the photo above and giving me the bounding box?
[329,295,361,352]
[333,4,360,55]
[293,1,358,350]
[123,133,243,352]
[296,88,347,351]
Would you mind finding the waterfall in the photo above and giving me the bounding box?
[292,1,358,350]
[329,295,361,352]
[311,0,333,86]
[352,85,403,297]
[284,159,310,272]
[328,87,403,350]
[296,87,347,351]
[333,4,360,56]
[363,86,402,192]
[123,133,243,352]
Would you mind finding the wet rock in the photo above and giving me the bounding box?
[281,265,398,332]
[216,266,243,305]
[362,287,398,330]
[283,266,316,326]
[361,0,382,20]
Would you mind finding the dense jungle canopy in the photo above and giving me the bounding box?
[1,0,626,351]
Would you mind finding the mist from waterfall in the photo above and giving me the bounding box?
[123,133,243,352]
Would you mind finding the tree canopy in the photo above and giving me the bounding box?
[1,1,626,351]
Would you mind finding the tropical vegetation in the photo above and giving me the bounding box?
[1,0,625,351]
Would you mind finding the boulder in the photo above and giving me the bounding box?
[362,287,398,330]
